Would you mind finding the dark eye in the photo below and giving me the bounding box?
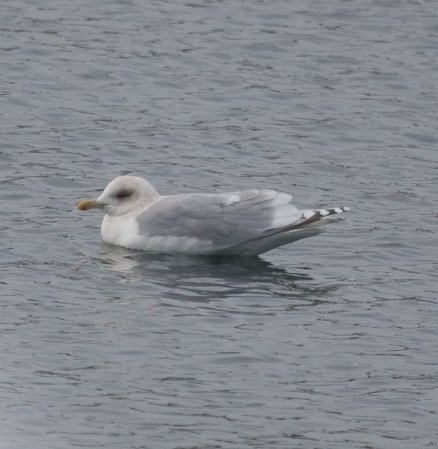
[115,189,134,200]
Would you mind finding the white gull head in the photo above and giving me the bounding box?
[97,175,159,217]
[76,175,159,217]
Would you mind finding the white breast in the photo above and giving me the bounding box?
[101,215,142,249]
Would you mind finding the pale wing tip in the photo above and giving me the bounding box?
[317,206,350,218]
[328,206,350,214]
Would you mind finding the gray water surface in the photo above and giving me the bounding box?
[1,1,437,448]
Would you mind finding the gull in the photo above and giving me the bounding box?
[77,175,349,256]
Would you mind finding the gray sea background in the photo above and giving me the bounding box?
[1,1,437,448]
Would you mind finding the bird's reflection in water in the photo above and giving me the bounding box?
[99,243,337,306]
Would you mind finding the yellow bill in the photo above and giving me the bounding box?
[77,199,105,211]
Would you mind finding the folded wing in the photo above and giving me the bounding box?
[135,189,347,255]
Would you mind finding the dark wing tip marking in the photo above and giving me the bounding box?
[318,206,350,217]
[296,206,350,227]
[264,205,349,237]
